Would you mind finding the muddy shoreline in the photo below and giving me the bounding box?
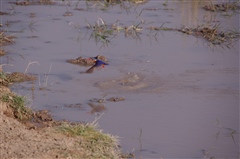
[0,83,124,158]
[1,0,239,158]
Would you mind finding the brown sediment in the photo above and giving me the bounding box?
[0,11,9,15]
[88,102,107,114]
[0,72,36,86]
[0,49,6,56]
[67,55,108,66]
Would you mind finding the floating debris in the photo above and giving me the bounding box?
[15,1,30,5]
[90,98,106,103]
[90,97,125,103]
[148,26,175,31]
[0,11,9,15]
[15,0,55,5]
[130,0,149,5]
[178,26,240,45]
[88,103,106,114]
[29,13,36,18]
[64,103,82,108]
[86,0,148,5]
[107,97,125,102]
[0,49,6,56]
[203,2,240,12]
[63,12,73,17]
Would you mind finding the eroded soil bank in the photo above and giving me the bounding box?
[0,83,122,159]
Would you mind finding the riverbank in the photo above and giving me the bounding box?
[0,84,121,158]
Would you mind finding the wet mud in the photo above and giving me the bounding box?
[0,71,36,86]
[67,55,108,66]
[95,72,164,93]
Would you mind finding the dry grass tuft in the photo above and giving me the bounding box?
[0,30,15,46]
[203,2,240,12]
[56,122,121,158]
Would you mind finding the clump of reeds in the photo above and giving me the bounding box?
[0,30,15,46]
[85,18,146,46]
[203,1,240,12]
[178,24,240,46]
[85,18,116,47]
[15,0,55,5]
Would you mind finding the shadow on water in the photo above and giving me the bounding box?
[1,0,239,158]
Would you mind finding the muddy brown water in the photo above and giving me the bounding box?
[1,1,239,158]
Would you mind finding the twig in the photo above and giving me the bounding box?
[91,112,105,125]
[24,61,39,74]
[44,64,52,87]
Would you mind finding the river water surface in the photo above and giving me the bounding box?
[1,0,239,158]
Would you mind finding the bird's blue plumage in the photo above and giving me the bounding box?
[93,60,109,67]
[85,59,109,73]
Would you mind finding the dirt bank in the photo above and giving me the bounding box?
[0,84,121,159]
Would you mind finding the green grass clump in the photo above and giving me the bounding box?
[57,123,120,158]
[1,93,32,120]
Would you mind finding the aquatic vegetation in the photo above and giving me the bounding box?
[85,18,145,46]
[15,0,55,5]
[0,30,15,46]
[146,22,240,46]
[84,15,240,48]
[38,64,52,90]
[202,119,239,158]
[88,102,106,114]
[178,24,240,46]
[203,1,240,12]
[85,18,116,47]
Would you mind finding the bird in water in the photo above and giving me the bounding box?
[85,59,109,73]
